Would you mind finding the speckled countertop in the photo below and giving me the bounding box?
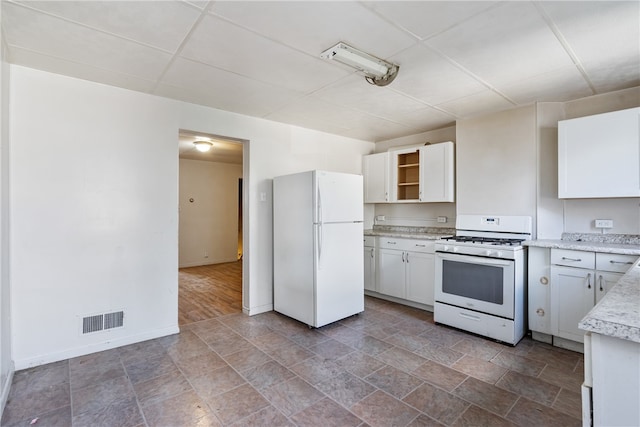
[579,258,640,343]
[527,233,640,343]
[364,225,455,240]
[524,232,640,255]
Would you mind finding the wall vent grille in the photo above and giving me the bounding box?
[81,310,124,334]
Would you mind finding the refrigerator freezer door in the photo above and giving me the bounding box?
[314,221,364,327]
[314,171,363,224]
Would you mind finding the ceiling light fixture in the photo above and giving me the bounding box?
[320,42,399,87]
[193,140,213,152]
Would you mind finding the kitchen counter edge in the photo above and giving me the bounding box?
[524,239,640,255]
[364,229,453,240]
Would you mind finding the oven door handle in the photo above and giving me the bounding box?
[435,251,514,267]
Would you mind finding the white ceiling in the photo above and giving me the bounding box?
[3,1,639,145]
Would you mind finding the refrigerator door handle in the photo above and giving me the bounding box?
[318,222,323,266]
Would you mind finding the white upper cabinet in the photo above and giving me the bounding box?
[558,107,640,198]
[363,152,389,203]
[388,142,455,203]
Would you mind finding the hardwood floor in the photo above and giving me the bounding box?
[178,261,242,326]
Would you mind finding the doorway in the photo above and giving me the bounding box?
[177,130,245,326]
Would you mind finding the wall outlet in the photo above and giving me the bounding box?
[204,250,209,258]
[594,219,613,228]
[437,216,447,223]
[375,215,386,222]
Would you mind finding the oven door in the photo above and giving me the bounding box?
[435,251,515,319]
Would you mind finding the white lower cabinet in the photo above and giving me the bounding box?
[528,247,552,334]
[548,249,636,344]
[363,236,376,292]
[376,237,435,306]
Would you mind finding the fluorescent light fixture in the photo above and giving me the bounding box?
[194,140,213,152]
[320,42,399,86]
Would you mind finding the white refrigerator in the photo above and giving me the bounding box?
[273,170,364,328]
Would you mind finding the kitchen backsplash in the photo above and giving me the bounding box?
[372,225,456,235]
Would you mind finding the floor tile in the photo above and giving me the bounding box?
[1,404,71,427]
[287,330,331,348]
[414,341,464,367]
[452,404,517,427]
[421,328,465,348]
[264,342,315,367]
[359,323,400,340]
[123,352,179,384]
[452,355,508,384]
[365,365,423,399]
[242,360,295,390]
[351,390,419,427]
[552,388,582,420]
[175,351,228,379]
[308,338,355,360]
[403,382,470,425]
[69,349,125,390]
[263,377,325,416]
[376,346,427,372]
[250,331,295,352]
[189,365,246,400]
[71,375,135,416]
[291,397,362,427]
[133,369,192,407]
[525,344,582,371]
[537,364,584,393]
[412,359,468,391]
[163,330,213,363]
[490,350,546,377]
[496,371,561,407]
[223,346,272,372]
[348,335,394,356]
[206,333,254,357]
[452,376,519,417]
[506,397,581,427]
[228,405,294,427]
[384,331,432,352]
[71,396,143,427]
[1,382,70,425]
[451,338,503,361]
[407,413,446,427]
[316,371,376,408]
[142,390,220,427]
[7,361,68,398]
[289,356,345,385]
[336,351,386,378]
[206,383,270,425]
[118,339,167,365]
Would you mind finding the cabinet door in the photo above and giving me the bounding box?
[419,142,455,202]
[405,251,434,305]
[551,266,595,343]
[558,107,640,198]
[528,247,552,334]
[595,271,622,304]
[363,153,388,203]
[364,246,376,291]
[378,248,406,298]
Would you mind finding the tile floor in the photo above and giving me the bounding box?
[1,297,583,426]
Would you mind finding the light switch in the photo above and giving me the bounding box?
[260,192,267,202]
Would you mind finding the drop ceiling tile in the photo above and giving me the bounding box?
[312,74,446,124]
[390,106,457,131]
[436,90,514,118]
[426,2,575,87]
[539,1,640,92]
[3,2,172,80]
[389,44,488,106]
[180,14,350,93]
[9,46,157,93]
[13,0,202,52]
[365,1,498,40]
[499,65,593,105]
[157,57,304,118]
[210,1,417,58]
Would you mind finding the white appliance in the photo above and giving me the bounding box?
[434,215,532,345]
[273,170,364,328]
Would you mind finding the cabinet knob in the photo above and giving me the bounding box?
[536,308,545,317]
[540,276,549,285]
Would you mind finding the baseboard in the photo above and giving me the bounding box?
[245,303,273,316]
[179,258,238,268]
[13,325,179,371]
[364,291,434,312]
[0,361,14,422]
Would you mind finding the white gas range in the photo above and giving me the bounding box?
[434,215,532,345]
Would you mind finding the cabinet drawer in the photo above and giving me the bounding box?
[377,237,433,253]
[595,253,637,273]
[364,236,376,247]
[551,249,595,269]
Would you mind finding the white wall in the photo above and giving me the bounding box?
[372,126,457,228]
[10,66,373,369]
[536,87,640,237]
[179,159,242,267]
[0,5,13,413]
[456,105,538,232]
